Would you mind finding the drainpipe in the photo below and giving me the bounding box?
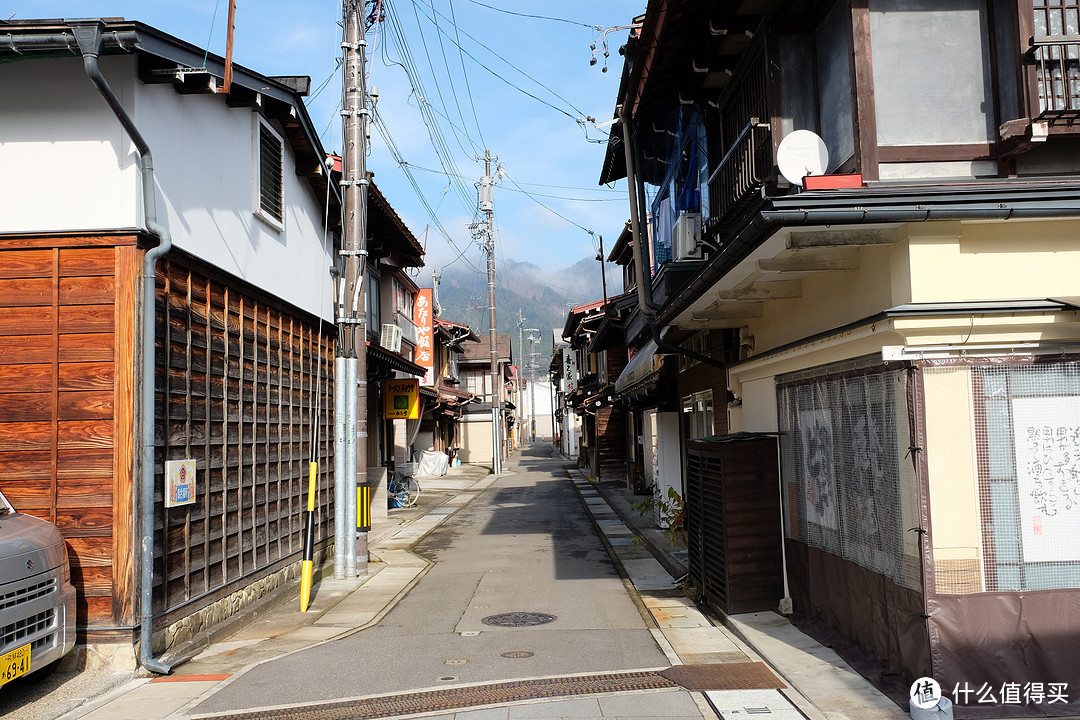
[71,21,173,675]
[618,104,726,371]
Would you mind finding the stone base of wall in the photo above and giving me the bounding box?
[59,641,138,673]
[154,543,334,656]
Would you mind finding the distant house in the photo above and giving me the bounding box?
[601,0,1080,712]
[561,295,632,483]
[418,317,481,460]
[456,334,514,465]
[0,18,340,667]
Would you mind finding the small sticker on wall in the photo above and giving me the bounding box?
[166,459,197,508]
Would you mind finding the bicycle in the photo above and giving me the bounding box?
[387,465,420,508]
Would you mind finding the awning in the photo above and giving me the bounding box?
[366,341,427,376]
[614,340,663,395]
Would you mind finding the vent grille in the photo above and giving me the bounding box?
[259,123,284,222]
[0,578,56,612]
[1,609,55,650]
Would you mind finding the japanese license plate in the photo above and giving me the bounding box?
[0,643,31,686]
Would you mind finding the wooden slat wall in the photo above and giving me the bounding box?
[154,259,334,616]
[685,438,784,616]
[0,239,138,628]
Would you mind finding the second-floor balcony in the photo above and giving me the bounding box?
[1030,34,1080,122]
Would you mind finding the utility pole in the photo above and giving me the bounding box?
[525,329,539,443]
[517,309,524,445]
[334,0,369,580]
[479,150,501,474]
[597,234,608,307]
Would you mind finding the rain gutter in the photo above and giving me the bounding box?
[69,20,173,675]
[655,196,1080,330]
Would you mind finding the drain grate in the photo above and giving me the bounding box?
[500,650,534,658]
[191,670,678,720]
[659,662,784,691]
[481,612,556,627]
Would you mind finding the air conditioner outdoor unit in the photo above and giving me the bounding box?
[673,212,704,260]
[380,323,403,353]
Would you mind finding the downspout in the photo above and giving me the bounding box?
[618,103,726,371]
[71,21,173,675]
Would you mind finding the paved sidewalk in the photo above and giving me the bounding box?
[36,444,909,720]
[585,472,908,720]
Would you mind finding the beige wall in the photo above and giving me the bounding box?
[459,416,494,463]
[922,367,984,592]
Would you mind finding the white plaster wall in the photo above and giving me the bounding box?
[1,55,139,230]
[1,54,334,321]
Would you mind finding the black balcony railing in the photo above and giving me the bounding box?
[706,119,772,231]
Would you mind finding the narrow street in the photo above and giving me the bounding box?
[189,444,676,715]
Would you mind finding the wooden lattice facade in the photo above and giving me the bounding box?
[0,233,335,641]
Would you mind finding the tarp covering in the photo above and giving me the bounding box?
[413,449,449,477]
[614,340,662,394]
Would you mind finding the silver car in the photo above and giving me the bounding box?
[0,489,77,687]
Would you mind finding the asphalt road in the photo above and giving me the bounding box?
[191,445,670,714]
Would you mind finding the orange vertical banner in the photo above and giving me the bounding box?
[414,288,434,385]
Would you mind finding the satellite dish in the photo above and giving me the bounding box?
[777,130,829,187]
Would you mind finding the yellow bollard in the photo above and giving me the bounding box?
[299,461,317,612]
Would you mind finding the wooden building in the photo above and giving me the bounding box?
[1,19,339,658]
[601,0,1080,712]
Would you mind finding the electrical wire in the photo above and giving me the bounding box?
[501,168,598,242]
[409,1,594,132]
[395,162,622,201]
[370,106,485,274]
[380,0,477,213]
[465,0,600,29]
[448,0,486,149]
[409,0,479,160]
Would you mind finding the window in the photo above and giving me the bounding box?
[464,372,486,398]
[682,390,714,440]
[1032,0,1080,118]
[366,274,380,330]
[257,119,284,226]
[679,332,709,371]
[393,280,414,318]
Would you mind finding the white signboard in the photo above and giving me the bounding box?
[165,459,197,508]
[1012,396,1080,563]
[564,351,579,394]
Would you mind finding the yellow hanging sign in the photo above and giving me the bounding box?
[384,378,420,419]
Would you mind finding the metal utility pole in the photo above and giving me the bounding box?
[517,308,524,445]
[479,150,501,474]
[598,234,608,307]
[332,0,369,582]
[525,329,539,442]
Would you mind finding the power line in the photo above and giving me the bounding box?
[409,1,593,131]
[465,0,600,29]
[398,162,623,201]
[448,0,486,149]
[501,168,598,242]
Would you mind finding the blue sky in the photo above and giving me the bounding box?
[8,1,641,285]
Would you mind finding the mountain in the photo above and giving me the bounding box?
[420,256,616,371]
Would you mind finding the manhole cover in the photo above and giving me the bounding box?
[501,651,534,658]
[482,612,557,627]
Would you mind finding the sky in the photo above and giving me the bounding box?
[7,1,642,289]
